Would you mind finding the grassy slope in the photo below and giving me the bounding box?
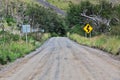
[0,0,52,65]
[47,0,106,11]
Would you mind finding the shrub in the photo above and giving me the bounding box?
[11,34,20,41]
[110,25,120,35]
[66,1,120,36]
[0,41,35,65]
[0,52,8,65]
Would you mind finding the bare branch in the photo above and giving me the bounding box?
[81,11,111,27]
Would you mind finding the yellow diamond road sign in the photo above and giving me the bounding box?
[83,24,93,33]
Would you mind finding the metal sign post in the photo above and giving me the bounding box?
[90,32,92,38]
[85,32,87,38]
[22,25,31,44]
[25,27,28,44]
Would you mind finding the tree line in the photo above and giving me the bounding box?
[0,0,120,37]
[0,0,67,36]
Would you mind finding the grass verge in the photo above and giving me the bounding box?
[0,33,50,65]
[68,33,120,55]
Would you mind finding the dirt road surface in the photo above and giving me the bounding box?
[0,37,120,80]
[37,0,66,15]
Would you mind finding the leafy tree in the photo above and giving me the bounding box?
[66,0,120,36]
[0,0,67,36]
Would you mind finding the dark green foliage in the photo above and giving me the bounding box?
[0,31,20,44]
[69,24,84,36]
[110,25,120,35]
[0,42,35,65]
[11,34,20,41]
[67,1,94,27]
[5,17,16,26]
[67,1,94,35]
[24,3,67,36]
[0,51,8,65]
[96,1,117,19]
[109,4,120,35]
[66,0,120,36]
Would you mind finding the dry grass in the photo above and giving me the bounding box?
[69,33,120,55]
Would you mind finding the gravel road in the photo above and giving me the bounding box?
[0,37,120,80]
[37,0,66,15]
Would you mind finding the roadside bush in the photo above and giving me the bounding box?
[11,34,20,41]
[5,17,16,26]
[51,32,59,37]
[0,51,8,65]
[110,25,120,35]
[0,42,35,65]
[0,32,50,65]
[69,24,85,36]
[66,1,120,36]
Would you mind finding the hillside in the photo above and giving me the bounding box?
[0,0,120,66]
[0,0,51,65]
[47,0,120,11]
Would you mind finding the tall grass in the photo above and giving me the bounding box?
[69,34,120,55]
[0,33,50,65]
[0,41,35,65]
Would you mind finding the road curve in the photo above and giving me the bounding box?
[37,0,66,15]
[0,37,120,80]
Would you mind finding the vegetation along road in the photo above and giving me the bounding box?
[0,37,120,80]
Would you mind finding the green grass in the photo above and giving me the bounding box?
[0,32,50,65]
[47,0,70,11]
[69,34,120,55]
[47,0,108,11]
[0,41,35,64]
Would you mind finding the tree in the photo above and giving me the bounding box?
[66,0,120,36]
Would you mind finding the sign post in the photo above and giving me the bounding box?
[83,24,93,38]
[22,25,31,44]
[25,27,28,44]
